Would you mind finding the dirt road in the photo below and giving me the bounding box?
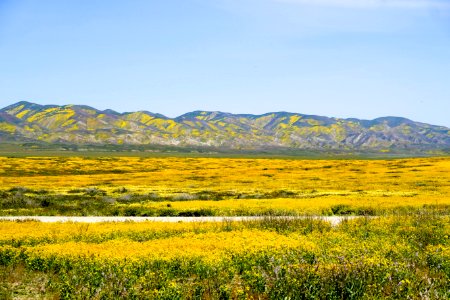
[0,216,361,226]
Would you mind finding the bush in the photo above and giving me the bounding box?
[177,208,215,217]
[331,205,355,215]
[84,188,107,197]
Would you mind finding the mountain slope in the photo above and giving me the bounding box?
[1,101,449,150]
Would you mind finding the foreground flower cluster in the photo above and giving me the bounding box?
[1,215,449,299]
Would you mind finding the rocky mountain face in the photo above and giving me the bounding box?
[1,101,449,150]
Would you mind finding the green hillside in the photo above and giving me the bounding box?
[1,101,449,151]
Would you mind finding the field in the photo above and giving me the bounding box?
[1,155,450,299]
[0,156,449,216]
[1,216,449,299]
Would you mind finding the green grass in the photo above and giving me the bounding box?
[0,142,446,159]
[0,264,58,300]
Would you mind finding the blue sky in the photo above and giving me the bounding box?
[0,0,449,126]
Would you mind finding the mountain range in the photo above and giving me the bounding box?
[1,101,449,151]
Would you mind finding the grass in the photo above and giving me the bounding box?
[0,264,58,299]
[2,141,445,158]
[0,214,449,299]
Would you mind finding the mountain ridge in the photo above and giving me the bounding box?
[1,101,449,151]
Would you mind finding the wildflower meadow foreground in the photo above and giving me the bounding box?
[0,156,449,299]
[1,216,449,299]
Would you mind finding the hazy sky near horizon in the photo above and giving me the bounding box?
[0,0,449,126]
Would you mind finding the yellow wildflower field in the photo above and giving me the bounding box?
[0,156,449,216]
[1,156,449,193]
[1,155,449,298]
[0,216,449,298]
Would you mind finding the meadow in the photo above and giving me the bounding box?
[1,215,449,299]
[0,156,449,216]
[0,155,449,299]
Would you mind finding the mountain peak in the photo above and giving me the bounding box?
[1,101,42,112]
[175,111,233,121]
[0,101,449,151]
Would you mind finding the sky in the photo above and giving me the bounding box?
[0,0,449,126]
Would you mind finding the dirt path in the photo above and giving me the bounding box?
[0,216,361,226]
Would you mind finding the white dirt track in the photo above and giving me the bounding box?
[0,216,362,226]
